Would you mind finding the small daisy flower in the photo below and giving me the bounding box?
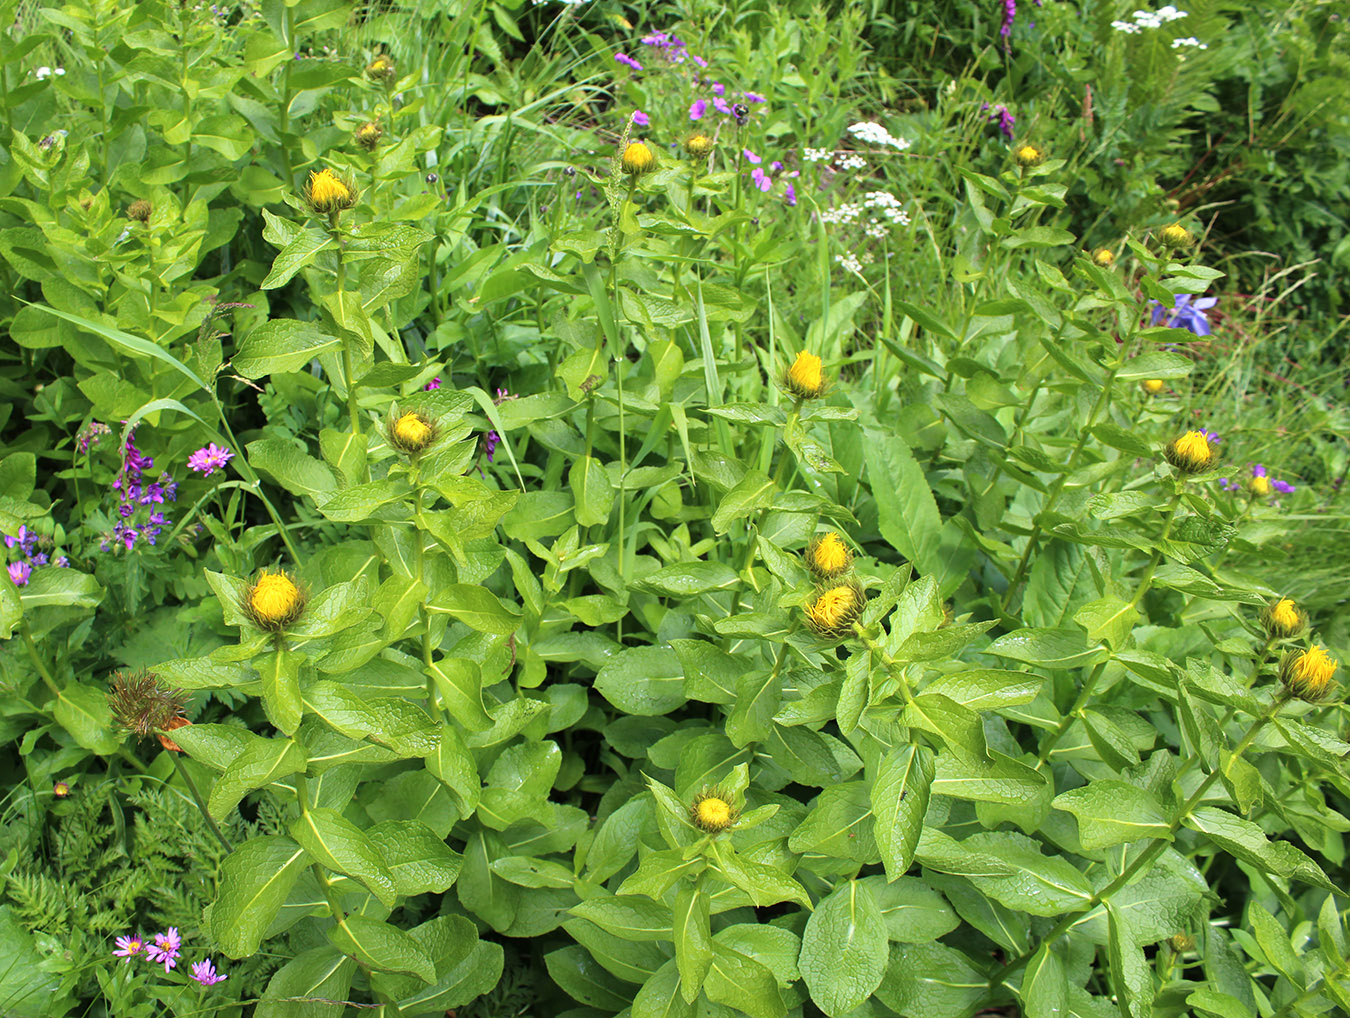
[186,443,234,476]
[191,959,227,987]
[145,927,181,972]
[113,935,144,962]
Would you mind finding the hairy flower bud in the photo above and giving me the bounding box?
[244,570,306,631]
[804,580,865,640]
[1142,379,1165,395]
[621,141,655,176]
[685,133,713,158]
[389,410,436,455]
[1091,247,1115,267]
[126,199,152,222]
[1160,223,1192,248]
[355,121,382,150]
[1261,598,1307,640]
[805,531,853,580]
[1013,143,1045,167]
[1164,430,1216,474]
[107,669,189,741]
[303,168,359,216]
[1279,645,1338,702]
[785,350,827,401]
[366,53,396,82]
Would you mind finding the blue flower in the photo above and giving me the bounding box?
[1150,294,1217,337]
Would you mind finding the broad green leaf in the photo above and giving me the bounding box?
[673,883,712,1002]
[234,319,340,377]
[799,880,889,1016]
[208,737,307,820]
[1053,781,1171,851]
[53,682,121,755]
[1185,807,1339,891]
[257,647,304,736]
[871,744,934,881]
[594,646,686,716]
[327,914,436,981]
[291,807,398,907]
[426,584,522,635]
[877,942,987,1017]
[570,895,674,941]
[211,836,309,957]
[255,947,356,1018]
[704,941,787,1018]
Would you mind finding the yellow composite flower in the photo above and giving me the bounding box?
[1280,645,1339,702]
[1249,474,1272,497]
[1142,379,1165,395]
[1164,430,1216,474]
[805,531,853,580]
[621,141,655,176]
[689,788,739,834]
[245,570,306,631]
[803,580,864,639]
[1013,143,1045,167]
[304,168,359,216]
[1091,247,1115,267]
[389,410,436,454]
[1262,597,1306,640]
[785,350,827,401]
[355,121,383,150]
[366,54,396,82]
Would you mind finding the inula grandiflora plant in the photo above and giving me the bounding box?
[1,1,1348,1016]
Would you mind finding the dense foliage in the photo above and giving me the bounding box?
[1,1,1348,1016]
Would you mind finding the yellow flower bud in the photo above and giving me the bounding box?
[621,141,655,176]
[244,571,305,631]
[1262,598,1306,640]
[1160,223,1192,248]
[1249,474,1271,497]
[366,54,396,82]
[1091,247,1115,267]
[1014,143,1045,167]
[1280,645,1338,702]
[1164,430,1216,474]
[803,580,865,640]
[1142,379,1165,395]
[689,788,739,834]
[126,199,152,223]
[355,121,383,151]
[389,410,436,455]
[304,168,359,216]
[785,350,827,400]
[805,531,853,580]
[685,133,714,158]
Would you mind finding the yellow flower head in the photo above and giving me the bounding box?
[1160,223,1192,248]
[1091,247,1115,267]
[53,781,70,798]
[1262,597,1306,640]
[126,199,152,223]
[804,580,864,640]
[1014,143,1045,167]
[1280,645,1339,702]
[621,141,655,176]
[366,53,396,82]
[1164,430,1216,474]
[389,410,436,454]
[805,531,853,580]
[685,133,714,158]
[785,350,827,400]
[1248,474,1271,497]
[304,168,359,216]
[1142,379,1165,395]
[355,121,383,151]
[245,570,305,630]
[689,788,739,834]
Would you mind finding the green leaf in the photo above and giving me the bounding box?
[633,959,696,1018]
[877,942,988,1017]
[53,682,121,755]
[425,723,480,817]
[1053,781,1172,850]
[426,584,522,635]
[327,914,436,981]
[247,438,338,501]
[570,455,614,526]
[256,947,356,1018]
[257,647,304,736]
[711,469,776,535]
[208,737,307,820]
[234,319,340,378]
[367,820,463,896]
[1105,902,1152,1018]
[871,744,934,881]
[985,627,1106,669]
[673,883,712,1002]
[799,880,889,1016]
[962,831,1095,916]
[1024,942,1069,1018]
[788,782,876,861]
[544,945,633,1011]
[211,835,309,957]
[864,429,941,568]
[374,916,503,1016]
[635,561,741,596]
[704,941,787,1018]
[570,895,674,941]
[856,875,960,943]
[902,694,987,763]
[305,681,440,757]
[261,219,336,289]
[1185,807,1339,891]
[291,808,398,906]
[595,646,686,716]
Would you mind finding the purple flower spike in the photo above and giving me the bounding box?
[187,443,234,477]
[711,82,724,96]
[743,91,766,103]
[615,53,643,71]
[784,182,797,206]
[713,97,731,116]
[750,167,771,192]
[1251,464,1267,478]
[191,959,227,987]
[743,149,761,164]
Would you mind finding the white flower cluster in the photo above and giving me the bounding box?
[804,147,832,163]
[819,203,862,225]
[33,66,66,79]
[1171,36,1208,49]
[838,153,868,171]
[846,122,912,152]
[835,252,864,274]
[1112,6,1187,33]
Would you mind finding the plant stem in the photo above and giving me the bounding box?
[21,622,62,697]
[171,752,234,853]
[1129,485,1186,608]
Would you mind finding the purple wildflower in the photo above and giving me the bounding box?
[186,443,234,476]
[190,959,227,987]
[1150,294,1217,337]
[750,167,771,192]
[711,82,725,96]
[113,935,145,962]
[614,53,643,71]
[743,91,766,103]
[425,377,442,390]
[770,160,783,172]
[55,555,69,567]
[7,561,31,587]
[632,110,650,127]
[743,149,761,164]
[1272,479,1296,494]
[1251,464,1267,478]
[784,182,797,206]
[77,421,110,454]
[692,54,708,68]
[713,97,732,116]
[1001,0,1017,41]
[146,928,181,973]
[690,98,707,120]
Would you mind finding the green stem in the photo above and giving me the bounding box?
[171,752,234,853]
[852,623,915,706]
[21,623,61,696]
[1129,485,1186,609]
